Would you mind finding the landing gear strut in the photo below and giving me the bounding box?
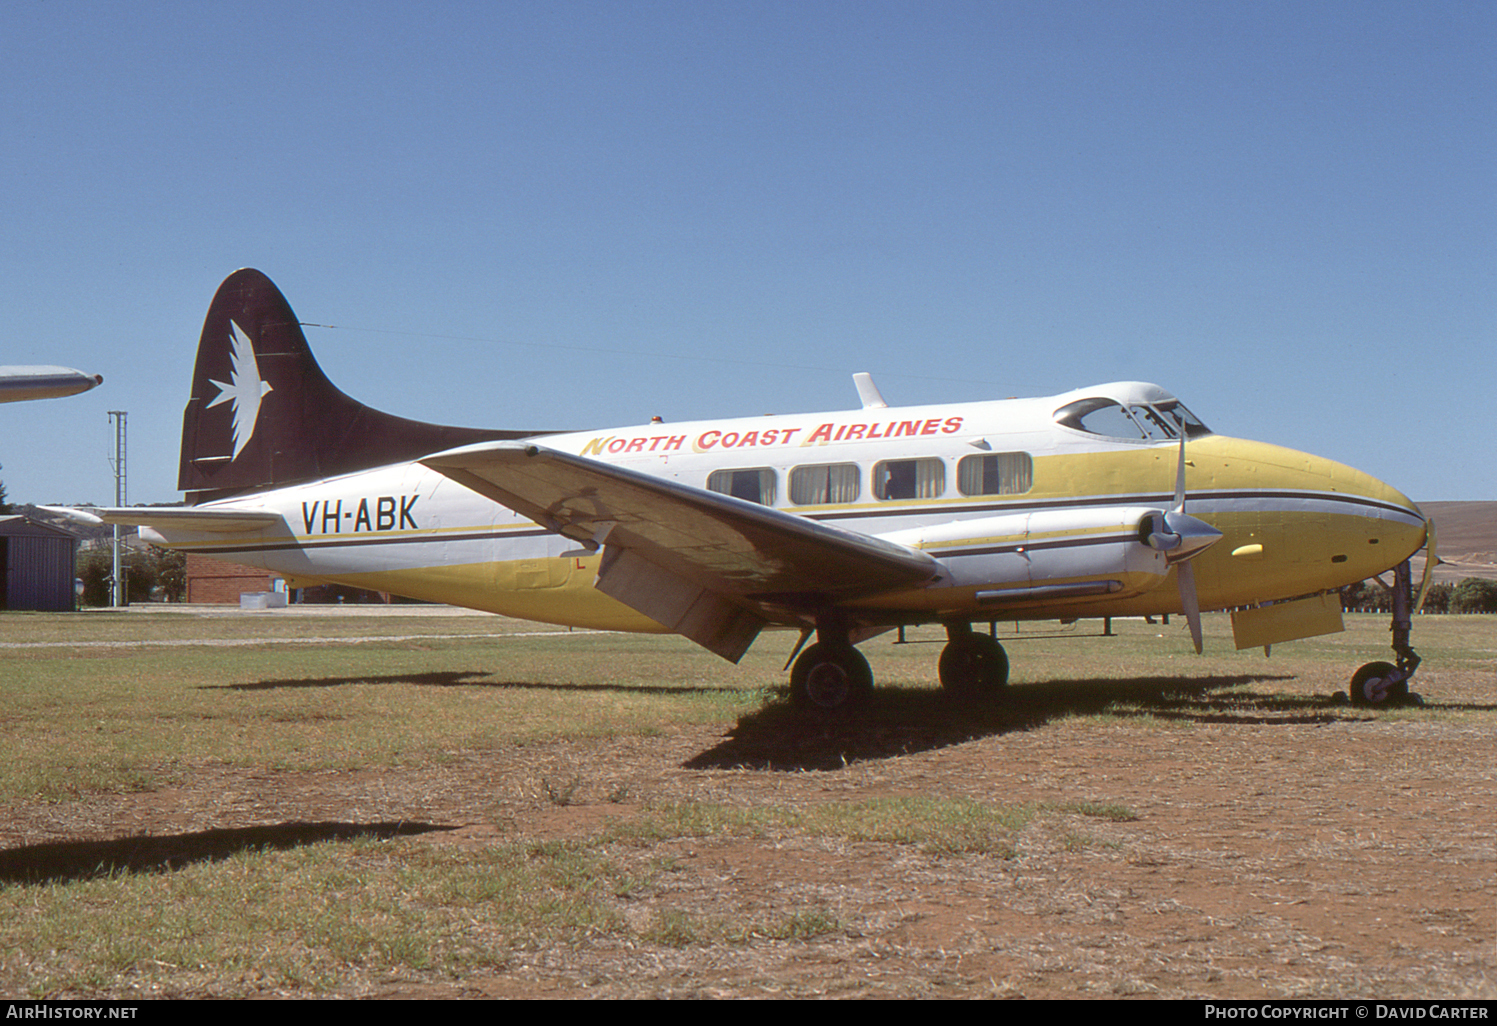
[1349,558,1422,707]
[938,623,1009,698]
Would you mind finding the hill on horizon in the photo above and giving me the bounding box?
[1414,501,1496,583]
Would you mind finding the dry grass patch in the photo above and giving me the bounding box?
[0,608,1491,998]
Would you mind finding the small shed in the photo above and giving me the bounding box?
[0,515,79,611]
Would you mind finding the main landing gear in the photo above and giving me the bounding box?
[937,622,1009,699]
[1347,558,1423,708]
[788,618,1009,712]
[789,640,873,710]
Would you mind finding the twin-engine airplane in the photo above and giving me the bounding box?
[57,270,1434,710]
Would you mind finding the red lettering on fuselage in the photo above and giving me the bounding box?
[595,417,962,455]
[799,416,964,446]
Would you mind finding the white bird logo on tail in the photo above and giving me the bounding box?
[206,320,274,459]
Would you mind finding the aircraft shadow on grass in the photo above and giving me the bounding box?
[685,673,1359,771]
[196,670,1489,775]
[0,821,453,886]
[206,671,752,697]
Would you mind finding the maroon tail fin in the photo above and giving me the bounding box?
[179,269,541,501]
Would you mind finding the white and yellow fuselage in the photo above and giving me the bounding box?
[143,381,1426,643]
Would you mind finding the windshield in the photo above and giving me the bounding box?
[1054,397,1211,440]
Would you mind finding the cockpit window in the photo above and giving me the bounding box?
[1054,398,1137,438]
[1128,404,1178,440]
[1155,400,1211,439]
[1055,397,1211,440]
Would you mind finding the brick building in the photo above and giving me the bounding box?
[184,553,279,604]
[183,553,393,604]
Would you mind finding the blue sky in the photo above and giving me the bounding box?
[2,0,1491,504]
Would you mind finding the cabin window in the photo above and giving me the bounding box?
[707,467,777,505]
[957,452,1033,496]
[872,458,945,501]
[789,463,861,505]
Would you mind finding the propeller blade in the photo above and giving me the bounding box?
[1178,559,1204,655]
[1172,429,1188,512]
[1162,428,1208,653]
[1414,519,1437,614]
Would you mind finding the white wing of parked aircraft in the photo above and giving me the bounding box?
[49,269,1434,712]
[423,439,943,660]
[0,366,102,403]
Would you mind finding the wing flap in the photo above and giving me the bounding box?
[594,546,765,661]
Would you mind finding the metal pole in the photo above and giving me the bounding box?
[108,411,126,606]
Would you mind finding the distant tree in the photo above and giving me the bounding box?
[1342,579,1391,613]
[0,479,11,516]
[123,549,157,603]
[1421,582,1452,614]
[1451,578,1497,614]
[75,547,161,605]
[153,546,186,602]
[76,549,112,607]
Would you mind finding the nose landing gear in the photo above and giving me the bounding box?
[1348,558,1424,707]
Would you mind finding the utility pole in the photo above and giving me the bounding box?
[107,411,127,606]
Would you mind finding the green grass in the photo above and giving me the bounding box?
[0,617,773,801]
[0,792,1115,996]
[2,608,1490,801]
[0,836,624,996]
[602,795,1137,860]
[0,606,1491,997]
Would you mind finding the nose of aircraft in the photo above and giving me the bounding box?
[1320,454,1428,566]
[1191,436,1427,588]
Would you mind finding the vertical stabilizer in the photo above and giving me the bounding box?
[179,269,542,501]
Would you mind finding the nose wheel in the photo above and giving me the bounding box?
[1348,660,1410,706]
[1347,558,1423,707]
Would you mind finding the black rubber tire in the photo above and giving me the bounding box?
[1348,661,1409,707]
[938,633,1010,698]
[790,642,873,711]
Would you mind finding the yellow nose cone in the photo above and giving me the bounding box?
[1184,436,1427,604]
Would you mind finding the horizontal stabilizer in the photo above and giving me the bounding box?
[40,506,284,534]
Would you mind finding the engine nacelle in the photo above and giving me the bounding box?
[879,506,1176,605]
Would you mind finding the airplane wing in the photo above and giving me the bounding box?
[0,366,103,403]
[422,440,941,661]
[39,506,284,533]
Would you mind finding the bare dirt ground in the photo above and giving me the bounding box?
[8,669,1495,1000]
